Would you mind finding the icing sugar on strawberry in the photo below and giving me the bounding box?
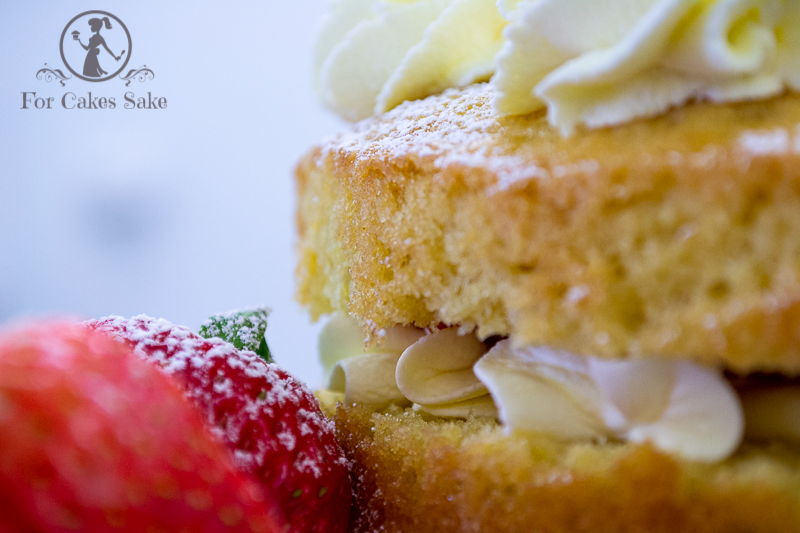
[87,314,351,533]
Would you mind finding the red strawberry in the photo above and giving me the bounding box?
[0,322,284,533]
[88,315,351,533]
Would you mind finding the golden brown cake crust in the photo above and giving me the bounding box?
[330,402,800,533]
[297,83,800,373]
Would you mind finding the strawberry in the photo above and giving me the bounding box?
[88,315,351,533]
[0,322,284,533]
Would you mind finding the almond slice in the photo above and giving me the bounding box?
[396,327,488,405]
[413,395,498,419]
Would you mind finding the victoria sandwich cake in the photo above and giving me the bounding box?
[297,1,800,531]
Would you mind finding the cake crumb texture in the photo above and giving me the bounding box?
[296,83,800,372]
[329,401,800,533]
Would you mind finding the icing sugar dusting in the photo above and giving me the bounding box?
[323,83,502,168]
[200,307,270,352]
[316,83,576,194]
[738,129,790,155]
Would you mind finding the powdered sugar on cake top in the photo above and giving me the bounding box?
[322,84,502,167]
[316,83,576,194]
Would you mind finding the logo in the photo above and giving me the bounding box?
[35,10,155,88]
[25,9,165,111]
[60,11,131,82]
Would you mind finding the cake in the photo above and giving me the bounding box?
[298,1,800,531]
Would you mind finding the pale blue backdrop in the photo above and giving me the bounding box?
[0,1,345,387]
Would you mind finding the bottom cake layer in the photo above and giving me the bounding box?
[317,396,800,533]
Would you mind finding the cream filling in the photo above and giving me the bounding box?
[319,314,799,462]
[474,341,744,462]
[320,313,424,409]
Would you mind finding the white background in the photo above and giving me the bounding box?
[0,1,344,388]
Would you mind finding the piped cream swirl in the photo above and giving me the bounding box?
[494,0,800,134]
[315,0,508,121]
[316,0,800,133]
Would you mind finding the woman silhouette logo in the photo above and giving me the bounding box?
[59,11,132,83]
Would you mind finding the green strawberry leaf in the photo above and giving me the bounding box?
[199,307,273,364]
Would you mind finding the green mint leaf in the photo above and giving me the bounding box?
[199,307,274,364]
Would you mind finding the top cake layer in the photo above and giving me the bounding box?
[296,83,800,373]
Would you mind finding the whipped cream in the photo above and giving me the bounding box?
[319,315,800,462]
[315,0,508,121]
[494,0,800,134]
[317,0,800,133]
[474,341,744,462]
[320,313,424,408]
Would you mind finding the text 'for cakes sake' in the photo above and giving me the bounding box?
[20,91,167,110]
